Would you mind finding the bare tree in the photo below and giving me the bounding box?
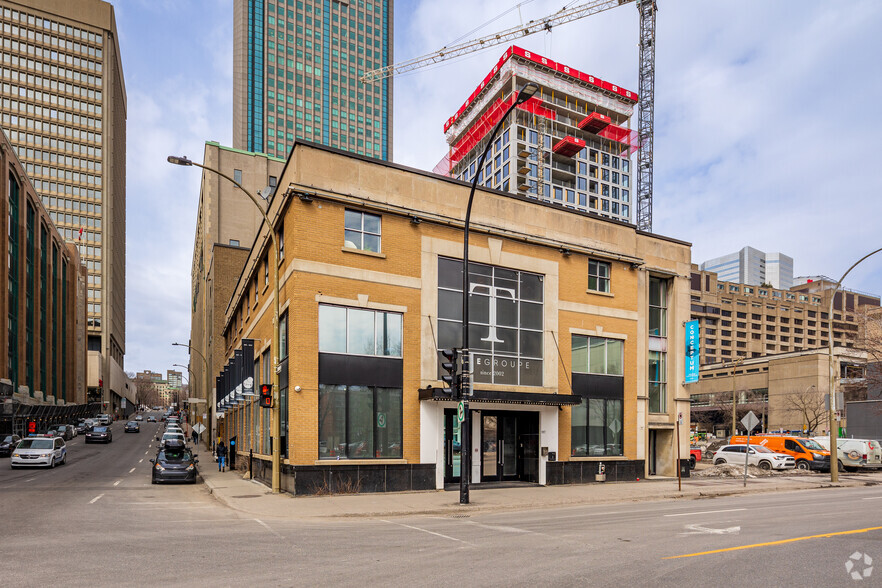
[131,375,160,409]
[783,387,827,434]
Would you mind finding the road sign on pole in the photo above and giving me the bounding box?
[741,410,760,432]
[457,401,465,423]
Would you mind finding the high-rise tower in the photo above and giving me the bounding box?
[0,0,127,410]
[233,0,393,161]
[442,46,638,223]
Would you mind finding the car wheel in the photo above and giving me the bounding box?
[796,459,810,470]
[689,456,697,470]
[49,457,55,469]
[838,460,846,472]
[758,460,771,471]
[61,453,67,465]
[714,459,726,465]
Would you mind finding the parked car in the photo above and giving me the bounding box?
[0,435,22,457]
[151,440,198,484]
[85,426,112,444]
[689,447,703,469]
[96,414,112,426]
[712,444,795,470]
[730,435,830,471]
[124,421,140,433]
[11,437,67,468]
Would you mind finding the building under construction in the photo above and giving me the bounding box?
[439,46,639,224]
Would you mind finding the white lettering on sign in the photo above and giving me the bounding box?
[469,284,515,344]
[541,58,548,65]
[524,51,532,58]
[563,66,570,74]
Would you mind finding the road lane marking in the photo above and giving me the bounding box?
[862,496,882,500]
[463,520,533,534]
[254,518,284,539]
[25,478,35,482]
[139,459,143,463]
[129,467,136,473]
[664,525,882,559]
[381,520,474,546]
[664,508,746,518]
[680,524,741,535]
[90,494,104,504]
[113,480,121,486]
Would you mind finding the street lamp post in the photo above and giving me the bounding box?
[168,155,283,494]
[826,246,882,483]
[172,343,209,450]
[731,355,744,437]
[172,362,198,440]
[459,82,539,504]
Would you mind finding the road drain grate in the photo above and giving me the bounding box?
[448,514,471,518]
[232,494,262,498]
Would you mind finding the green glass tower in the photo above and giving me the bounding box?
[234,0,393,160]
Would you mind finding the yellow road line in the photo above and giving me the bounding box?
[665,525,882,559]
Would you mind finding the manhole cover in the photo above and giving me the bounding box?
[232,494,262,498]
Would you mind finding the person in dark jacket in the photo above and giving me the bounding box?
[216,441,227,472]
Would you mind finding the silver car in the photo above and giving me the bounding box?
[713,445,795,470]
[11,437,67,468]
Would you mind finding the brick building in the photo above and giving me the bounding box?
[209,140,692,494]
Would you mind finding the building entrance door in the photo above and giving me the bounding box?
[444,409,462,484]
[648,430,657,476]
[481,412,539,483]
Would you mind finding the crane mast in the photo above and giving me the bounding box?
[361,0,656,231]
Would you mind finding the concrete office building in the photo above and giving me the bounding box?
[188,142,285,442]
[166,369,183,390]
[233,0,393,161]
[210,140,693,495]
[0,0,128,414]
[690,266,880,366]
[441,46,639,224]
[700,246,794,290]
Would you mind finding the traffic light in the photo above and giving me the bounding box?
[259,384,273,408]
[440,348,460,398]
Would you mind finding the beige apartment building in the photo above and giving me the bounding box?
[0,0,128,413]
[188,142,285,439]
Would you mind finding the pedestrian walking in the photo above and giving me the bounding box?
[192,429,198,444]
[216,440,227,472]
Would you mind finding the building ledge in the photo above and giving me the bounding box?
[342,246,386,259]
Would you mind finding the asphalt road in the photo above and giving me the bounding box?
[2,414,881,587]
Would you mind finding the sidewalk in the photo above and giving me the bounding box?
[198,465,880,521]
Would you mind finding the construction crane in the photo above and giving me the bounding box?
[361,0,658,232]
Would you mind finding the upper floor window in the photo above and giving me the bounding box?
[588,260,610,293]
[233,169,243,184]
[649,276,667,337]
[344,209,381,252]
[319,305,402,357]
[572,335,623,375]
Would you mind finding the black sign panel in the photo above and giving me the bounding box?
[234,349,244,395]
[242,339,255,394]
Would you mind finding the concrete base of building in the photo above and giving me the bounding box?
[249,458,437,495]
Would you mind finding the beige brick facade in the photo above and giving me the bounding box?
[208,141,693,492]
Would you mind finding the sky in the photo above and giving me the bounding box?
[115,0,882,375]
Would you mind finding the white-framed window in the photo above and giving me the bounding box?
[344,209,381,252]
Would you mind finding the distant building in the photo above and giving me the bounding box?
[232,0,393,160]
[442,46,638,224]
[135,370,163,382]
[690,265,880,365]
[700,246,793,290]
[167,370,183,390]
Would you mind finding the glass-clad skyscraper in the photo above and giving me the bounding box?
[234,0,392,161]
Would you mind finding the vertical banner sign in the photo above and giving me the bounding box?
[234,348,244,396]
[684,320,700,384]
[242,339,255,395]
[215,376,222,411]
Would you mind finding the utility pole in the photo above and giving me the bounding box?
[731,355,744,437]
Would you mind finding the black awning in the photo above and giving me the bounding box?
[419,388,581,406]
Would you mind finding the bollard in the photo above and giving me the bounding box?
[249,449,253,480]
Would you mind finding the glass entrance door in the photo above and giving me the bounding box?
[444,409,461,483]
[481,413,521,482]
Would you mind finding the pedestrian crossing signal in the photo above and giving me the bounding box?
[259,384,273,408]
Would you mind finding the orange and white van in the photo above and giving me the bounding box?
[730,435,830,471]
